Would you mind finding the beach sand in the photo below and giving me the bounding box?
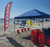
[0,21,50,47]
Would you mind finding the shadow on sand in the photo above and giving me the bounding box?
[23,35,40,47]
[23,35,31,40]
[6,37,23,47]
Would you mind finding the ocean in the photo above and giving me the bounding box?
[0,18,50,25]
[0,20,14,25]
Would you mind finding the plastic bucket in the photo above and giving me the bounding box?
[21,29,23,32]
[17,30,19,33]
[28,27,29,31]
[24,28,26,31]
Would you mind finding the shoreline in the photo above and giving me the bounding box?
[0,23,13,25]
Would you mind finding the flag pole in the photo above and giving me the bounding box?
[4,19,5,36]
[14,18,15,37]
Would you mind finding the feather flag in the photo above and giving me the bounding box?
[30,21,34,27]
[28,20,31,24]
[28,20,34,27]
[4,2,12,31]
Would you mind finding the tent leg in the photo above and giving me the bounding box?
[42,18,43,31]
[34,19,36,23]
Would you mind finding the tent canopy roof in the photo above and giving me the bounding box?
[15,9,50,19]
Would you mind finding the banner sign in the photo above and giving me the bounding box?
[4,2,12,31]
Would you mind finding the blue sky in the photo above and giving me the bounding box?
[0,0,50,18]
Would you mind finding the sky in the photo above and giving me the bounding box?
[0,0,50,18]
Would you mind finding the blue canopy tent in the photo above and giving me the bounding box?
[15,9,50,29]
[15,9,50,19]
[14,9,50,36]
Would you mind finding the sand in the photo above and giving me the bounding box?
[0,21,50,47]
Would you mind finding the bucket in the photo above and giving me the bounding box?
[24,28,26,31]
[17,30,19,33]
[28,27,29,31]
[21,29,23,32]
